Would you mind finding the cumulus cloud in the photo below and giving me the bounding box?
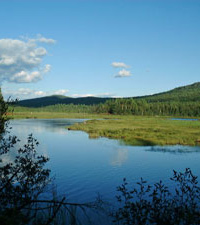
[23,34,56,44]
[71,93,117,98]
[43,64,51,73]
[2,88,69,100]
[54,89,69,95]
[34,91,46,96]
[2,88,120,100]
[71,94,95,98]
[2,88,44,99]
[115,69,131,78]
[111,62,129,68]
[0,36,55,84]
[10,71,42,83]
[36,36,56,44]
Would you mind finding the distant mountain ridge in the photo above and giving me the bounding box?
[16,82,200,107]
[16,95,111,107]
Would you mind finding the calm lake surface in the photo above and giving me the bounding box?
[9,119,200,223]
[171,118,199,121]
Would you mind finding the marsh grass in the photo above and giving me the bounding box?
[69,116,200,146]
[9,111,118,120]
[9,110,200,146]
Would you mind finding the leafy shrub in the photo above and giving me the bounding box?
[112,168,200,225]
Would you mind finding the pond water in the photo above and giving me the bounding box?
[9,119,200,224]
[171,118,199,121]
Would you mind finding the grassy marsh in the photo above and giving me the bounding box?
[9,111,117,119]
[68,116,200,146]
[10,111,200,146]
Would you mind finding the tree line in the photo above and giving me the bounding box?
[95,98,200,117]
[13,98,200,117]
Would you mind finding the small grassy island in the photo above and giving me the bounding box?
[68,116,200,146]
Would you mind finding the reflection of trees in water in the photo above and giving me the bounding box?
[146,146,200,154]
[110,148,128,166]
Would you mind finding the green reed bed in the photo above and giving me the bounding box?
[68,116,200,146]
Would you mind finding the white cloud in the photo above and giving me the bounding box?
[2,88,117,100]
[34,91,46,96]
[2,88,69,100]
[36,36,56,44]
[0,36,54,84]
[10,71,42,83]
[71,93,117,98]
[111,62,129,68]
[115,69,131,78]
[71,94,94,98]
[16,88,33,95]
[2,88,45,99]
[23,34,56,44]
[53,89,69,95]
[43,64,51,73]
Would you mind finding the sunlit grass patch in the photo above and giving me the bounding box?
[69,116,200,146]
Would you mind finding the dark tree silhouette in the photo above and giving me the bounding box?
[112,168,200,225]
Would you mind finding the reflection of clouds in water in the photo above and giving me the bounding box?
[8,119,87,159]
[13,124,44,134]
[1,133,49,167]
[0,143,49,166]
[10,119,85,135]
[0,151,16,166]
[110,148,128,166]
[34,142,49,159]
[12,124,68,135]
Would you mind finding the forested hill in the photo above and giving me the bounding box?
[12,82,200,116]
[135,82,200,102]
[94,82,200,116]
[16,82,200,108]
[16,95,112,107]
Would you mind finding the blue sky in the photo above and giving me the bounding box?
[0,0,200,100]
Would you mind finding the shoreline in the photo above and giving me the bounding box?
[10,112,200,146]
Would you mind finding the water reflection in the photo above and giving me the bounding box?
[171,118,199,121]
[110,148,128,166]
[10,119,86,135]
[146,145,200,154]
[0,151,15,166]
[4,117,200,225]
[8,119,200,205]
